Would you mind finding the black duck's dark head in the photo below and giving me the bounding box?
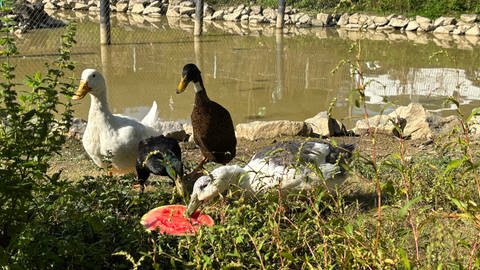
[176,63,202,94]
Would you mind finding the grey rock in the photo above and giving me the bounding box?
[236,120,312,140]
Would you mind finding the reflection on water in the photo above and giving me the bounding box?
[365,68,480,109]
[9,12,480,127]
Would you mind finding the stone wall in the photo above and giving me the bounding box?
[40,0,480,37]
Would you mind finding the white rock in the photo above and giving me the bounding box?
[433,25,456,34]
[116,2,128,12]
[460,14,478,23]
[73,2,89,10]
[316,13,332,26]
[179,1,194,7]
[373,16,389,26]
[262,7,276,20]
[418,22,434,31]
[44,2,58,9]
[337,13,349,26]
[405,20,419,31]
[143,6,162,15]
[224,10,242,21]
[166,7,180,17]
[304,112,348,137]
[131,3,145,14]
[389,17,409,28]
[209,10,224,20]
[355,103,433,140]
[415,16,431,24]
[249,14,266,23]
[434,16,456,27]
[465,25,480,36]
[250,5,262,15]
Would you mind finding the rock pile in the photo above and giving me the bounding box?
[69,103,474,143]
[39,0,480,37]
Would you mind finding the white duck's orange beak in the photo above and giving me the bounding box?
[72,80,91,100]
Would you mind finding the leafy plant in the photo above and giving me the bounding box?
[0,7,77,265]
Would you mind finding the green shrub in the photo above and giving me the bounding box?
[0,8,77,266]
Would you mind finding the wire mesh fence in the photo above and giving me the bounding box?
[3,0,480,123]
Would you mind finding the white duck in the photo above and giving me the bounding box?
[185,140,354,216]
[72,68,161,173]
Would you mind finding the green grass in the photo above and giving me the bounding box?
[209,0,480,18]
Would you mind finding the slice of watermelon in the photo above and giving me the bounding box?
[141,205,214,236]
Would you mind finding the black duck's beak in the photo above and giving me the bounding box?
[176,76,189,94]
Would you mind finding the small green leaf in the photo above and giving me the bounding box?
[466,107,480,122]
[344,224,353,236]
[451,198,468,211]
[399,196,422,217]
[444,158,466,175]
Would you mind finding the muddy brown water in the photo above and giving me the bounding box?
[10,12,480,128]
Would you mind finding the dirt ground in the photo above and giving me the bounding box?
[49,133,435,183]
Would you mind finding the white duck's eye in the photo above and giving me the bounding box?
[199,183,208,190]
[92,74,96,78]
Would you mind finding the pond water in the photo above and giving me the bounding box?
[10,12,480,127]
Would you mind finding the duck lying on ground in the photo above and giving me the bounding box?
[136,135,185,194]
[176,63,237,171]
[72,68,160,174]
[184,140,354,216]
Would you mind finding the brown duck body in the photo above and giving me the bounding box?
[192,90,236,164]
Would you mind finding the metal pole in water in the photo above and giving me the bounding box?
[100,0,111,45]
[194,0,204,36]
[276,0,286,29]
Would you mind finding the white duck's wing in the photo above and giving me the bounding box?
[98,115,154,169]
[141,101,158,128]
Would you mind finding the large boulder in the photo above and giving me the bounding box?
[236,120,312,141]
[304,112,350,137]
[354,103,434,140]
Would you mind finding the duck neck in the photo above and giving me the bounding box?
[88,90,112,122]
[193,79,209,105]
[222,165,251,190]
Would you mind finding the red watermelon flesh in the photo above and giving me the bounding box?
[141,205,214,236]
